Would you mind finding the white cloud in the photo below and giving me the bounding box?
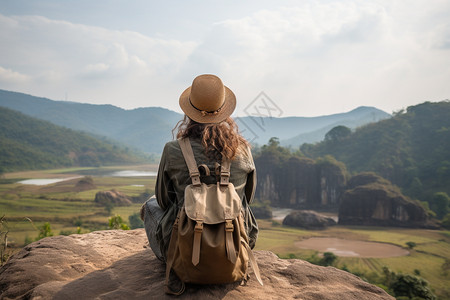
[179,1,450,116]
[0,0,449,116]
[0,66,29,83]
[0,13,197,110]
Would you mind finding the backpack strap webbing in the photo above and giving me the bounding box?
[178,138,201,186]
[220,158,231,186]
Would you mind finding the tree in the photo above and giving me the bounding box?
[430,192,450,219]
[406,241,417,249]
[390,274,436,300]
[442,213,450,229]
[324,126,351,142]
[320,252,337,266]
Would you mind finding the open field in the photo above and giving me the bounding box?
[1,165,157,247]
[255,219,450,299]
[1,166,449,298]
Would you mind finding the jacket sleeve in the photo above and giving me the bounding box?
[155,145,170,210]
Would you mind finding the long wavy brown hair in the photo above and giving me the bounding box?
[173,116,249,161]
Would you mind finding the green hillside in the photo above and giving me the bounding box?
[0,107,146,172]
[0,90,181,154]
[0,89,390,153]
[301,101,450,203]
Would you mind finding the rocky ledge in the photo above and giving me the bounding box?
[0,229,393,299]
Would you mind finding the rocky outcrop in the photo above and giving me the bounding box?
[94,190,132,206]
[255,155,347,210]
[74,176,96,191]
[339,173,435,228]
[283,210,337,229]
[0,229,393,300]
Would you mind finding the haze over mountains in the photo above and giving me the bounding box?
[0,89,390,154]
[0,106,145,171]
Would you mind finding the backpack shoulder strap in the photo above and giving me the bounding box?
[220,158,231,186]
[178,138,201,186]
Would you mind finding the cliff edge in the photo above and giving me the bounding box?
[0,229,394,299]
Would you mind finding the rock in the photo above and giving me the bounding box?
[339,173,436,228]
[74,176,96,191]
[250,205,273,219]
[0,229,394,300]
[283,210,337,229]
[94,190,132,206]
[255,155,346,210]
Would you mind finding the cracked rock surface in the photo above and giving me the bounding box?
[0,229,394,299]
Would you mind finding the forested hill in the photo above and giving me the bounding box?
[0,107,146,172]
[0,89,181,154]
[0,89,390,153]
[301,101,450,201]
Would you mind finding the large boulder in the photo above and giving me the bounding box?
[283,210,337,229]
[94,190,132,206]
[0,229,393,300]
[339,173,435,228]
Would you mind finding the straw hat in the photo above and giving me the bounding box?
[179,74,236,124]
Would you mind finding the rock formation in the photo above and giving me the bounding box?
[255,156,347,210]
[0,229,394,300]
[283,210,337,229]
[250,205,273,219]
[339,173,435,228]
[94,190,132,206]
[74,176,96,191]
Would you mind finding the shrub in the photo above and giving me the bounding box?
[36,222,53,241]
[108,215,130,230]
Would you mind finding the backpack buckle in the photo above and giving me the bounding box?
[194,220,203,232]
[225,220,234,232]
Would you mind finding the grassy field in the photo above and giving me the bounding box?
[1,165,157,247]
[255,220,450,299]
[1,166,449,298]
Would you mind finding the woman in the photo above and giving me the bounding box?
[142,74,258,262]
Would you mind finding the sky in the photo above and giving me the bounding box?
[0,0,449,117]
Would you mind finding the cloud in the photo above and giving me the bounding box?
[0,0,449,117]
[183,1,450,116]
[0,13,197,109]
[0,66,29,83]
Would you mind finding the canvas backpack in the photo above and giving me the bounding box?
[164,138,263,295]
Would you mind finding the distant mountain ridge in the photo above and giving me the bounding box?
[0,106,145,171]
[0,89,390,153]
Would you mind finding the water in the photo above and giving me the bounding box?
[18,177,81,186]
[272,207,294,221]
[17,170,156,186]
[110,170,157,177]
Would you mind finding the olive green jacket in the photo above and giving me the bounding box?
[155,138,258,259]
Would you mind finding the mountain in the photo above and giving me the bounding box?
[301,101,450,202]
[0,106,145,172]
[281,106,390,147]
[237,106,390,146]
[0,89,390,153]
[0,90,182,154]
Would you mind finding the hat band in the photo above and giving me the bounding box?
[189,97,225,116]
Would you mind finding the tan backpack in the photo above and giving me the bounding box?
[164,138,262,295]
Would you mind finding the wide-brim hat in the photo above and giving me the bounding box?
[179,74,236,124]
